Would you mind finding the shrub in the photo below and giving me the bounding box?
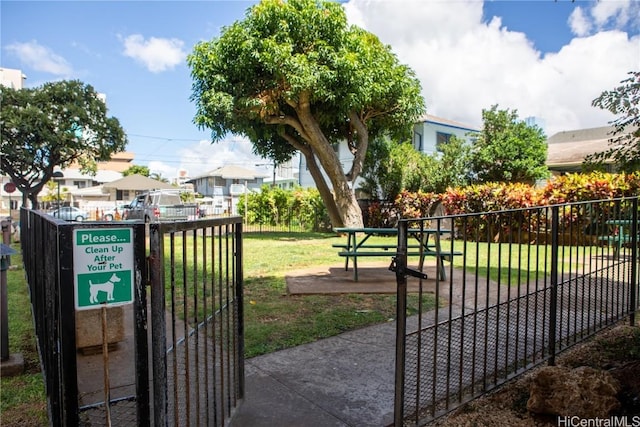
[239,185,330,231]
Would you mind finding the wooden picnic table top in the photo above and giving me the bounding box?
[333,227,451,235]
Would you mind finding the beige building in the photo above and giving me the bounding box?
[546,126,621,174]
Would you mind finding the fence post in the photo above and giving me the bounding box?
[149,223,167,427]
[548,206,559,366]
[235,222,245,400]
[133,222,150,425]
[58,224,80,426]
[393,220,408,426]
[630,198,638,326]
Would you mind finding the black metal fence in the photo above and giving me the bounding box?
[20,210,244,426]
[20,209,148,426]
[392,197,639,426]
[148,216,244,426]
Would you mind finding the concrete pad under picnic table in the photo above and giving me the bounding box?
[285,259,443,294]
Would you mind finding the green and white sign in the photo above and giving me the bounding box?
[74,228,134,310]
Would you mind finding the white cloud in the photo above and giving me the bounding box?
[591,0,632,29]
[569,7,592,37]
[343,0,639,136]
[121,34,186,73]
[5,40,73,76]
[146,136,267,180]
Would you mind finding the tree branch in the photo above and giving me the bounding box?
[345,111,369,183]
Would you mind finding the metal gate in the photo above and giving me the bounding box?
[20,209,244,426]
[148,217,244,426]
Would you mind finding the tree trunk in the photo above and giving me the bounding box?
[296,93,364,228]
[303,151,343,228]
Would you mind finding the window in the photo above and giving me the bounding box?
[436,132,453,150]
[74,180,86,188]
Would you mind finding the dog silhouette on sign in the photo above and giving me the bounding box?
[89,273,121,303]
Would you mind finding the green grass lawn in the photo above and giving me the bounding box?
[1,250,48,426]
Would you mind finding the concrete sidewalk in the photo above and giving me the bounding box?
[230,261,446,427]
[230,320,399,427]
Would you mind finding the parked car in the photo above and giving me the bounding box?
[49,206,89,221]
[124,189,198,222]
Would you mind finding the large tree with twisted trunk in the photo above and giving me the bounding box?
[188,0,424,228]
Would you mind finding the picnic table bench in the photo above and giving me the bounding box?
[333,227,462,281]
[598,219,639,257]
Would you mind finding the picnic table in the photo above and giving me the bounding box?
[333,227,461,281]
[598,218,639,257]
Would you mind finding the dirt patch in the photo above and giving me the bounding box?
[431,322,640,426]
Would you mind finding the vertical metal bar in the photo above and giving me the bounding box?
[202,227,211,423]
[133,223,150,426]
[57,224,79,426]
[149,223,168,427]
[218,226,226,421]
[549,206,559,366]
[471,216,480,394]
[170,233,179,426]
[101,305,112,425]
[235,222,246,404]
[630,198,638,326]
[182,232,191,426]
[482,218,491,390]
[191,229,200,426]
[457,218,468,403]
[211,225,219,426]
[225,225,232,417]
[504,211,512,378]
[393,220,408,427]
[493,215,502,385]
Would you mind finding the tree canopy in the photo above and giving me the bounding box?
[360,135,472,199]
[0,80,127,208]
[188,0,425,227]
[585,71,640,173]
[470,105,549,184]
[122,165,150,177]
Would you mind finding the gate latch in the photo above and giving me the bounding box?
[388,257,428,280]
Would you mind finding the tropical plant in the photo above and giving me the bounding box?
[585,71,640,172]
[469,105,549,184]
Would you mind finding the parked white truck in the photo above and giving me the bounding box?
[124,189,198,222]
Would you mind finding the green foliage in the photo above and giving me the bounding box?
[381,172,639,241]
[188,0,425,226]
[470,105,549,184]
[149,172,170,183]
[585,71,640,172]
[435,135,473,190]
[540,171,638,204]
[239,185,330,231]
[0,80,127,208]
[360,136,472,200]
[122,165,150,177]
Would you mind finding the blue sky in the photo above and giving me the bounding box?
[2,0,638,181]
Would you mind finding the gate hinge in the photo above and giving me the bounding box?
[389,257,428,280]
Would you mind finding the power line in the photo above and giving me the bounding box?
[127,133,208,143]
